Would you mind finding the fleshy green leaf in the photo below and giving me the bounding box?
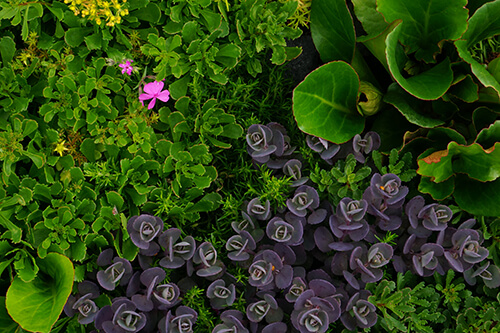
[386,23,453,100]
[0,297,19,333]
[311,0,355,63]
[0,36,15,65]
[6,253,74,333]
[383,83,445,128]
[454,175,500,216]
[417,142,500,182]
[460,0,500,48]
[418,176,454,200]
[352,0,388,36]
[456,40,500,96]
[293,61,364,143]
[377,0,468,62]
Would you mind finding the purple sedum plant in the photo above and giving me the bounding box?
[286,185,320,218]
[192,241,224,277]
[158,228,196,269]
[96,250,133,291]
[266,216,303,246]
[340,291,377,330]
[352,131,380,163]
[226,230,256,261]
[64,281,100,325]
[127,214,163,255]
[212,310,249,333]
[206,279,236,309]
[94,298,147,333]
[158,306,198,333]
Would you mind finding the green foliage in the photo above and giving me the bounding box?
[310,154,371,205]
[292,61,364,144]
[416,121,500,216]
[443,295,500,333]
[6,253,74,333]
[435,270,472,313]
[182,286,216,333]
[366,272,445,333]
[372,149,417,183]
[246,166,292,209]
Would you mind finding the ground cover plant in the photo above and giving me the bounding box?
[0,0,500,332]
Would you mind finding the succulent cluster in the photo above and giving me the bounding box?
[65,124,499,333]
[64,214,229,332]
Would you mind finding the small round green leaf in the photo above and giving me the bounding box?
[6,253,74,333]
[293,61,364,144]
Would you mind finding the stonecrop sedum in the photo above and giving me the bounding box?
[63,0,129,26]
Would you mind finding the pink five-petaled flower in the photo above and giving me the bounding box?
[139,81,170,109]
[119,60,134,75]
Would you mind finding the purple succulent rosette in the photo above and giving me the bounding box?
[444,228,489,272]
[246,124,277,164]
[283,159,308,187]
[158,228,196,269]
[158,306,198,333]
[285,277,308,303]
[348,243,393,287]
[248,249,293,289]
[306,135,341,163]
[64,281,100,325]
[96,251,133,291]
[291,280,343,333]
[418,203,453,232]
[369,173,408,206]
[329,198,369,242]
[94,298,147,333]
[206,279,236,309]
[127,214,164,255]
[232,211,264,242]
[352,131,380,163]
[363,173,408,231]
[226,230,256,261]
[340,291,377,330]
[246,293,281,323]
[212,310,249,333]
[262,322,288,333]
[247,197,272,221]
[410,241,445,277]
[464,261,500,288]
[286,185,320,218]
[266,216,303,246]
[192,241,224,277]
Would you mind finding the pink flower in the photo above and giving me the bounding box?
[119,60,134,75]
[139,81,170,109]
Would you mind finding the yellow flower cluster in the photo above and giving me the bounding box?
[63,0,129,27]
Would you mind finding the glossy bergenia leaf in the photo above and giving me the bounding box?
[6,253,74,333]
[293,61,364,144]
[377,0,468,62]
[417,142,500,183]
[311,0,355,63]
[385,22,453,100]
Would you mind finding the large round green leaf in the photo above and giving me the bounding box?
[418,142,500,183]
[6,253,74,333]
[377,0,468,63]
[418,176,455,201]
[293,61,364,144]
[385,23,453,100]
[311,0,355,63]
[454,175,500,216]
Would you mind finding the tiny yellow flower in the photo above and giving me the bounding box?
[54,140,68,156]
